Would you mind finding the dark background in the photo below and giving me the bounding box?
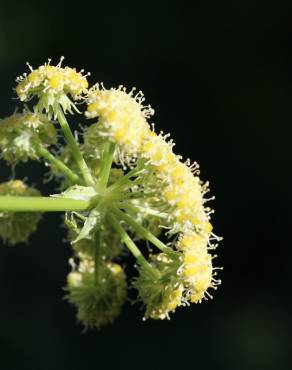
[0,1,291,369]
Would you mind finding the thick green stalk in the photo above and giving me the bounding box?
[111,206,172,254]
[0,196,90,212]
[107,213,160,280]
[97,142,115,190]
[36,145,81,184]
[56,107,94,186]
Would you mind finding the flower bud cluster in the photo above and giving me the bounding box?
[0,111,57,164]
[65,257,127,329]
[85,84,153,160]
[177,232,220,303]
[0,180,42,244]
[134,252,184,320]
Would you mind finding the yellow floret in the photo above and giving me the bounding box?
[166,284,184,311]
[150,284,184,319]
[190,292,205,303]
[48,75,63,89]
[184,254,198,264]
[141,133,175,167]
[28,71,40,83]
[177,232,208,250]
[182,245,213,298]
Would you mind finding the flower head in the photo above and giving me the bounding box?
[134,252,184,320]
[138,131,211,234]
[65,258,127,329]
[16,57,89,118]
[0,180,42,245]
[1,59,221,328]
[0,111,57,164]
[85,84,153,158]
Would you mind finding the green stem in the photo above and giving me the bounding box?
[0,196,90,212]
[98,142,115,190]
[36,145,81,184]
[107,166,145,192]
[56,106,94,186]
[107,213,160,280]
[111,206,172,254]
[94,227,101,285]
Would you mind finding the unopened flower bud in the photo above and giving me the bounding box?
[0,180,42,245]
[65,259,127,329]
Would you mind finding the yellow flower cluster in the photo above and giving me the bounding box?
[16,57,89,117]
[150,283,184,320]
[16,57,88,100]
[140,131,211,233]
[84,84,220,312]
[85,84,153,155]
[177,232,219,303]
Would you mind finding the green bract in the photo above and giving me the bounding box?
[65,212,122,259]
